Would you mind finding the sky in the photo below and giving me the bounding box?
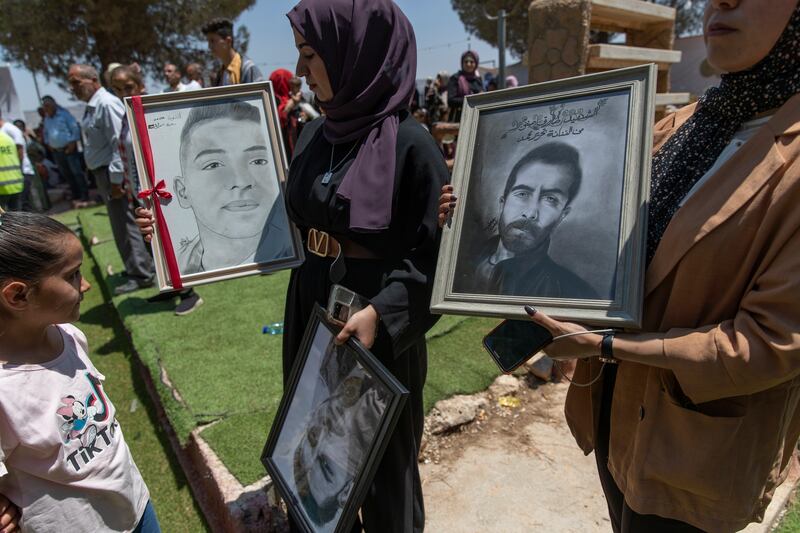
[4,0,517,112]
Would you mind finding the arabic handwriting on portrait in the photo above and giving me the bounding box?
[501,99,608,144]
[147,111,183,130]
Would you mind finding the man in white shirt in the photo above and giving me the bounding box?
[68,63,155,294]
[163,63,202,93]
[186,63,205,88]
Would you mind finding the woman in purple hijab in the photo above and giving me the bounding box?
[446,50,484,122]
[283,0,449,531]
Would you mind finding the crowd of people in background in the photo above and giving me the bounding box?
[0,12,510,318]
[1,21,521,255]
[412,48,520,131]
[1,21,505,222]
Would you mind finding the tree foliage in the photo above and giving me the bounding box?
[450,0,531,58]
[656,0,705,37]
[0,0,254,84]
[450,0,705,58]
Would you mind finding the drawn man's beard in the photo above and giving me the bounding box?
[499,217,545,254]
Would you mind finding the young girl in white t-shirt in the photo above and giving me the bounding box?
[0,211,160,533]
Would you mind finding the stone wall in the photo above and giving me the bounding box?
[528,0,677,94]
[527,0,592,84]
[627,20,676,92]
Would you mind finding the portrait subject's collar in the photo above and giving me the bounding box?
[177,235,203,275]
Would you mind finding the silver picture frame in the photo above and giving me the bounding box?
[125,82,304,291]
[431,65,657,328]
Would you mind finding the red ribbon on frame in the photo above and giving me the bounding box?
[131,95,183,290]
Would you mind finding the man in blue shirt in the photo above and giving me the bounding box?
[68,63,154,294]
[41,95,90,202]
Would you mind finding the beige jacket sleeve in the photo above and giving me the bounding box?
[663,158,800,404]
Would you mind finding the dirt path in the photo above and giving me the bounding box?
[420,379,611,533]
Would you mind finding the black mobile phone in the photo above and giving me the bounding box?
[482,319,554,374]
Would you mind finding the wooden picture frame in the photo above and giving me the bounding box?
[125,82,304,291]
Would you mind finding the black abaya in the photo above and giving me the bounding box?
[282,111,448,533]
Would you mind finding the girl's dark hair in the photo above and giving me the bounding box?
[0,211,75,283]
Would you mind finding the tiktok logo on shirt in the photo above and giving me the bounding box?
[55,372,118,472]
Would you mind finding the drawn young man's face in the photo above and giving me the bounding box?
[498,161,575,255]
[175,117,278,240]
[294,388,358,525]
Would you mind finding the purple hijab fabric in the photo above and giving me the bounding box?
[287,0,418,231]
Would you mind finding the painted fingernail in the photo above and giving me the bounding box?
[451,195,458,200]
[524,305,537,316]
[449,202,456,208]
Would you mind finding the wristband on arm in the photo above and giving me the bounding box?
[599,331,618,364]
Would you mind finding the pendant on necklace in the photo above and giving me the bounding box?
[322,171,333,185]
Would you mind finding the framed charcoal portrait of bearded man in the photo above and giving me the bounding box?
[432,65,657,327]
[125,82,304,291]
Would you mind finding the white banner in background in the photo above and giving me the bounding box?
[0,66,23,121]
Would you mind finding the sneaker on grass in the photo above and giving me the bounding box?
[147,288,196,304]
[175,293,203,316]
[147,290,181,303]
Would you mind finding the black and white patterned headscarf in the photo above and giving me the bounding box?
[646,4,800,264]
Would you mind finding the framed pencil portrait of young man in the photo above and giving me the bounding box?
[431,65,657,327]
[125,82,304,291]
[262,305,408,533]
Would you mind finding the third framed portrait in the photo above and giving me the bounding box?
[262,305,408,533]
[431,65,657,327]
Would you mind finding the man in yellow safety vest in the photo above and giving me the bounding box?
[0,130,24,211]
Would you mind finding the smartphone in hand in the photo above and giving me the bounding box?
[483,319,554,374]
[326,284,369,327]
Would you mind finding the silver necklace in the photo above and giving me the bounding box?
[322,142,359,185]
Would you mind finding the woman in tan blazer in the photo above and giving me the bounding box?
[435,0,800,531]
[523,1,800,531]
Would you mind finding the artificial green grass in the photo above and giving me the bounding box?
[201,315,502,486]
[200,410,280,487]
[77,207,501,486]
[425,316,503,413]
[73,224,208,532]
[778,493,800,532]
[53,210,80,228]
[80,208,197,440]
